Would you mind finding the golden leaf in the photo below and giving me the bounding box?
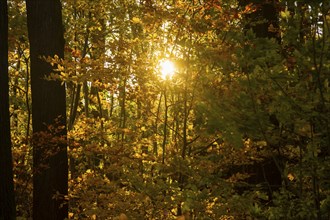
[131,17,142,24]
[287,173,294,181]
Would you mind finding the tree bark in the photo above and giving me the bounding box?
[0,0,16,219]
[26,1,68,219]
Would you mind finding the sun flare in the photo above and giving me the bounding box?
[159,59,175,80]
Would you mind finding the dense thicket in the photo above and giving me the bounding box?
[5,0,330,219]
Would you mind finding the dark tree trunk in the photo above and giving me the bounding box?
[0,0,16,219]
[239,0,283,197]
[26,1,68,219]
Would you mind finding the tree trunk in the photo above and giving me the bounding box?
[239,0,283,198]
[26,1,68,219]
[0,0,16,219]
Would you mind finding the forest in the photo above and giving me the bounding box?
[0,0,329,219]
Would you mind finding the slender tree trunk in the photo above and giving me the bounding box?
[162,89,168,164]
[83,81,89,117]
[68,84,81,131]
[109,93,114,118]
[69,17,90,128]
[26,1,68,219]
[24,55,31,140]
[120,77,127,141]
[12,48,21,131]
[0,0,16,219]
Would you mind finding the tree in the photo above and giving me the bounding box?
[240,0,283,194]
[26,1,68,219]
[0,0,16,219]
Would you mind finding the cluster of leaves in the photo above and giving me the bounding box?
[7,0,330,219]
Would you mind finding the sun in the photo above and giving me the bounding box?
[159,59,175,80]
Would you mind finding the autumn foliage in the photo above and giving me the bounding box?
[4,0,330,219]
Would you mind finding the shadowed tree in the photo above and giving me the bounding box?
[238,0,283,195]
[241,0,279,40]
[0,0,16,219]
[26,1,68,219]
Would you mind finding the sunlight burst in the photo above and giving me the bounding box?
[159,59,175,80]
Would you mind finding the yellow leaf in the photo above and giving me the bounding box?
[287,173,294,181]
[132,17,141,24]
[57,64,64,71]
[280,9,291,19]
